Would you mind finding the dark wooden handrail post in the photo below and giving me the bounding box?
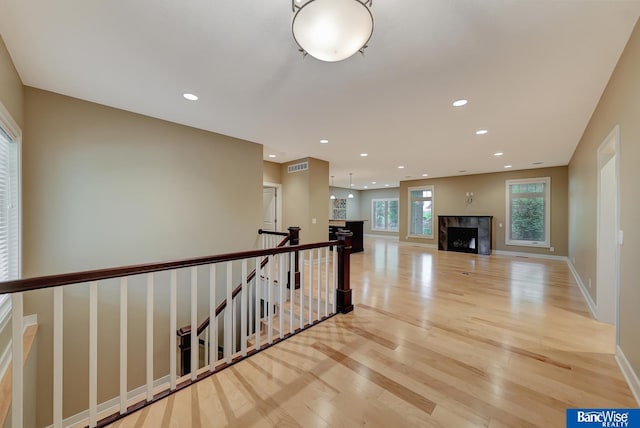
[288,226,301,289]
[336,230,354,314]
[179,334,191,375]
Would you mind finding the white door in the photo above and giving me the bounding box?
[597,141,618,326]
[263,186,277,231]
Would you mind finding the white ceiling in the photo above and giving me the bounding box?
[1,0,639,189]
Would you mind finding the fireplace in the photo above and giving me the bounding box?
[438,216,493,255]
[447,227,478,254]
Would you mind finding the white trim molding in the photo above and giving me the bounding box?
[493,250,567,261]
[364,234,399,240]
[567,260,597,319]
[616,345,640,406]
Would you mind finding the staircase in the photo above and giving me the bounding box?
[0,227,354,428]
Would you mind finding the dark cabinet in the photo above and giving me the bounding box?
[329,220,364,253]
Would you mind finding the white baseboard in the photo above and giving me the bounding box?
[399,241,438,249]
[364,234,399,240]
[492,250,567,261]
[51,375,171,427]
[567,260,598,319]
[616,345,640,406]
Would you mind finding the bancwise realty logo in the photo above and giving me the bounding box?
[567,409,640,427]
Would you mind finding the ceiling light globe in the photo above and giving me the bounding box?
[292,0,374,62]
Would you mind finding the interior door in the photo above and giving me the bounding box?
[263,186,277,231]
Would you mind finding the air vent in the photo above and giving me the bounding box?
[287,161,309,173]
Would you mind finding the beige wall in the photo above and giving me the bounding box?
[359,188,400,236]
[399,166,569,256]
[0,35,23,128]
[280,157,329,244]
[569,19,640,382]
[263,160,281,184]
[22,87,263,424]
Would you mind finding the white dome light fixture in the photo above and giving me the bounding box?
[292,0,374,62]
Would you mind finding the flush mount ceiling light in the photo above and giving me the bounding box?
[183,93,198,101]
[320,139,329,144]
[292,0,374,62]
[452,99,468,107]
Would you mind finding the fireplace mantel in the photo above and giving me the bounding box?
[438,216,493,255]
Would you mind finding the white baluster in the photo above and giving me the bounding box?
[267,255,273,344]
[11,292,23,428]
[89,282,98,427]
[146,273,154,401]
[240,260,247,357]
[225,262,232,363]
[255,256,262,350]
[325,247,330,317]
[209,264,216,371]
[299,251,304,330]
[278,254,284,339]
[190,267,198,380]
[53,287,63,426]
[308,249,313,326]
[289,252,294,334]
[333,246,337,314]
[317,248,321,321]
[170,270,177,389]
[120,277,128,414]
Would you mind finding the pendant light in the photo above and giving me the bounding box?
[348,173,354,198]
[330,175,336,200]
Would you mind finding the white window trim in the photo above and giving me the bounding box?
[371,198,399,232]
[407,185,434,239]
[505,177,551,248]
[0,101,23,325]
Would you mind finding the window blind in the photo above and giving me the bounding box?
[0,126,19,282]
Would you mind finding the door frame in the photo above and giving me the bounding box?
[596,125,621,342]
[263,182,282,232]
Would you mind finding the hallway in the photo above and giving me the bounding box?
[108,237,635,427]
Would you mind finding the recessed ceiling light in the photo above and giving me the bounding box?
[452,99,468,107]
[350,183,355,187]
[504,165,513,169]
[494,152,503,156]
[364,186,368,189]
[360,153,368,157]
[372,181,376,184]
[385,184,390,187]
[320,139,329,144]
[268,154,276,158]
[183,93,198,101]
[398,165,405,169]
[421,173,428,177]
[476,129,488,135]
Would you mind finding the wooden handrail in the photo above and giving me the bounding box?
[177,232,292,338]
[0,237,334,296]
[258,229,289,237]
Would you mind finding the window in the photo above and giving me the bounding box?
[408,186,434,238]
[371,198,398,232]
[505,177,550,247]
[0,105,21,313]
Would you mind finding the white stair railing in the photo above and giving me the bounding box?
[0,230,352,428]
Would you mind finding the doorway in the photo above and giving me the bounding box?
[596,126,620,335]
[263,183,282,232]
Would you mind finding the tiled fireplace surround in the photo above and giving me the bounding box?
[438,215,493,255]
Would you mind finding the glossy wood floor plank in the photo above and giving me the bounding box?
[109,238,637,427]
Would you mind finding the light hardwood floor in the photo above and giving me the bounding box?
[109,237,637,427]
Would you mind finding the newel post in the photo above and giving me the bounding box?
[336,230,354,314]
[288,226,301,289]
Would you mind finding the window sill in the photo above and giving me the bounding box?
[406,235,434,240]
[505,241,550,248]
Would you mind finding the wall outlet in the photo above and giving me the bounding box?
[312,218,317,224]
[588,278,592,289]
[550,246,555,252]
